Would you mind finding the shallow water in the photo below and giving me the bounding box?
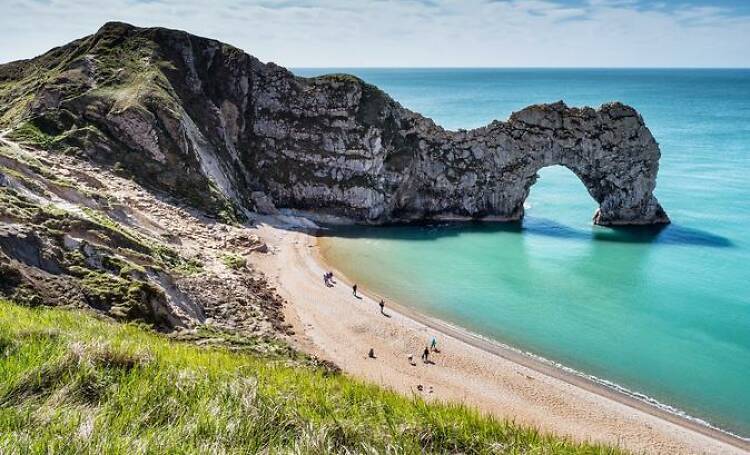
[295,68,750,438]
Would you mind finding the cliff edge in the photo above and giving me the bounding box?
[0,22,669,226]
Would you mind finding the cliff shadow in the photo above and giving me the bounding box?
[307,217,733,248]
[590,223,734,248]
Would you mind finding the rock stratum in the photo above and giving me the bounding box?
[0,22,668,226]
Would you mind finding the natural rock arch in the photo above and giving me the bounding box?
[381,102,670,226]
[239,77,669,225]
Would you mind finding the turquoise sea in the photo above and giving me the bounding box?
[294,68,750,439]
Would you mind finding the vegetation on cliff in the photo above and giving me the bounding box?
[0,300,624,454]
[0,22,242,220]
[0,141,202,328]
[0,134,282,335]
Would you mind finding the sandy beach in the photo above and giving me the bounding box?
[252,219,749,455]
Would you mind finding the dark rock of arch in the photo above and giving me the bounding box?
[405,101,670,226]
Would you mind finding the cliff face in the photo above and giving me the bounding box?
[0,22,668,225]
[0,131,287,333]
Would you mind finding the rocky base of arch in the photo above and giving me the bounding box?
[593,197,671,226]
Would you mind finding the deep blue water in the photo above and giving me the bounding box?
[294,68,750,438]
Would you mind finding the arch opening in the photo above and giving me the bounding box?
[523,165,599,226]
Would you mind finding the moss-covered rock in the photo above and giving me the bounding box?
[220,253,247,270]
[0,181,198,329]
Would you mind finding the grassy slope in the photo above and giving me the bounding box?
[0,300,625,454]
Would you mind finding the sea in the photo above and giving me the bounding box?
[293,68,750,439]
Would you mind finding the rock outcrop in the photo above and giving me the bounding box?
[0,135,287,333]
[0,22,668,225]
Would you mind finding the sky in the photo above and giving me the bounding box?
[1,0,749,67]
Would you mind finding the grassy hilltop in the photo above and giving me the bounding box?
[0,300,623,454]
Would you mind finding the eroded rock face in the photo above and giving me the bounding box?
[0,141,287,334]
[0,22,669,225]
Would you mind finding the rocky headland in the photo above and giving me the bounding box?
[1,22,668,229]
[0,22,668,330]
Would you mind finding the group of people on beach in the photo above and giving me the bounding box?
[322,271,442,374]
[374,336,439,367]
[420,336,439,363]
[323,271,336,287]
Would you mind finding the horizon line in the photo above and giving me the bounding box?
[289,66,750,70]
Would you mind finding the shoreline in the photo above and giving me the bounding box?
[314,234,749,450]
[317,242,749,450]
[254,219,749,455]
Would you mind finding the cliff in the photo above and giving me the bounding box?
[0,22,668,226]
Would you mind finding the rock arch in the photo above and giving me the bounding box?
[396,102,670,226]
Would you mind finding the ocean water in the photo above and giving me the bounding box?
[293,68,750,438]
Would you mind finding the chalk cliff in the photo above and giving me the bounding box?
[0,22,668,226]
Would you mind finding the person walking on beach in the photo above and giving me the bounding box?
[379,299,385,314]
[421,346,429,363]
[352,283,358,297]
[430,336,437,351]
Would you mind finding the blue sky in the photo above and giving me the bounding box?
[1,0,749,67]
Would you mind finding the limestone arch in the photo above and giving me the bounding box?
[435,102,672,226]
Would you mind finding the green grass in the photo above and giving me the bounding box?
[313,73,364,84]
[0,301,625,454]
[220,253,247,270]
[7,121,62,150]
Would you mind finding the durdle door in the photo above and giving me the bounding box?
[386,101,670,226]
[0,22,668,226]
